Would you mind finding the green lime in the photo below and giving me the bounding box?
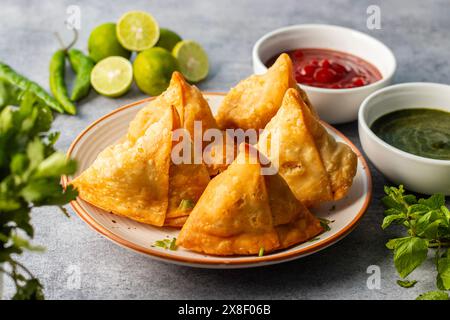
[133,47,179,96]
[172,40,209,82]
[156,28,182,51]
[117,11,160,51]
[88,23,131,63]
[90,56,133,98]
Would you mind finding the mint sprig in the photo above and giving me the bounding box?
[382,185,450,299]
[0,90,77,299]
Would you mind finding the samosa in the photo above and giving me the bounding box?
[71,76,211,227]
[177,144,323,256]
[257,88,357,205]
[132,71,229,176]
[215,53,315,131]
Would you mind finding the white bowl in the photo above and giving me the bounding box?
[359,83,450,195]
[252,24,396,124]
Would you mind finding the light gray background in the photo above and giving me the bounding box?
[1,0,449,299]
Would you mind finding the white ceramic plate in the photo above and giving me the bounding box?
[63,93,372,268]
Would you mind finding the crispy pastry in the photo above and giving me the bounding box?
[215,53,316,131]
[257,88,357,205]
[177,145,323,256]
[71,78,211,227]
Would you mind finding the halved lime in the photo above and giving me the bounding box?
[172,40,209,82]
[116,11,160,51]
[91,56,133,98]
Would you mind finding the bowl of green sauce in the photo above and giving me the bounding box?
[359,83,450,195]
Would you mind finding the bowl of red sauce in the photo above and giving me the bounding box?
[252,24,396,124]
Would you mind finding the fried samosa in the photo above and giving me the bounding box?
[216,53,315,131]
[257,88,357,205]
[131,71,229,176]
[177,144,323,256]
[72,82,211,227]
[71,106,175,226]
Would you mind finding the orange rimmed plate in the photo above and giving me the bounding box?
[62,93,372,268]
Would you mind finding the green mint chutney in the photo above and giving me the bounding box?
[370,108,450,160]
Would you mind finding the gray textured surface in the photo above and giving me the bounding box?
[1,0,449,300]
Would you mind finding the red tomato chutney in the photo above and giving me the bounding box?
[266,48,382,89]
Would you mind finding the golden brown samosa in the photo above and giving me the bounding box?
[177,144,323,256]
[127,72,216,144]
[71,106,175,226]
[257,88,357,205]
[215,54,299,131]
[72,78,211,227]
[131,71,230,176]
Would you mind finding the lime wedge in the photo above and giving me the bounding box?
[172,40,209,82]
[117,11,160,51]
[91,56,133,98]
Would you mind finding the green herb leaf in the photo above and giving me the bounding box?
[178,199,195,211]
[393,237,428,278]
[154,238,178,251]
[318,218,332,232]
[258,247,264,257]
[169,238,177,251]
[418,194,445,210]
[381,185,450,298]
[437,254,450,290]
[396,279,417,288]
[382,213,406,229]
[0,86,77,300]
[416,290,449,300]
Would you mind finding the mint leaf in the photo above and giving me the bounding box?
[396,279,417,288]
[0,87,77,300]
[416,290,449,300]
[382,213,406,229]
[418,194,445,210]
[437,254,450,290]
[393,237,428,278]
[386,236,409,250]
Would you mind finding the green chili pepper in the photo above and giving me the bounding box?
[68,49,95,102]
[0,62,64,113]
[49,49,76,115]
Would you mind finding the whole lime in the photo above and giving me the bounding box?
[133,47,179,96]
[156,28,182,51]
[88,23,131,62]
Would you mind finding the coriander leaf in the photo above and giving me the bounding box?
[178,199,195,211]
[169,238,177,251]
[393,237,428,278]
[416,290,449,300]
[319,218,332,232]
[396,279,417,288]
